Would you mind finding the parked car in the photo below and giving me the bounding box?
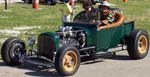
[1,7,149,76]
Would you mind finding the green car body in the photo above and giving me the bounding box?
[40,21,134,53]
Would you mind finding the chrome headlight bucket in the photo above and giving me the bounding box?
[27,34,35,46]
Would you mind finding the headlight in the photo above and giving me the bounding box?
[27,35,35,46]
[58,26,64,31]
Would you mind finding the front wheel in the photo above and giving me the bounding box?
[55,46,80,76]
[1,37,26,66]
[127,29,149,59]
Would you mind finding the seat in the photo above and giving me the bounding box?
[97,12,125,30]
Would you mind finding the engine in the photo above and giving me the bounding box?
[37,26,86,60]
[57,26,86,48]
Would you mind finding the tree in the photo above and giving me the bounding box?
[4,0,8,10]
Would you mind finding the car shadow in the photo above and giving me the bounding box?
[0,61,63,77]
[0,54,131,77]
[21,64,73,77]
[0,61,6,66]
[105,55,132,60]
[81,59,104,65]
[80,54,132,65]
[80,56,105,65]
[24,68,60,77]
[16,63,63,77]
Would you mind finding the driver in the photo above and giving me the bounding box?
[73,2,99,23]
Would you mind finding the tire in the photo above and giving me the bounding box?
[127,29,149,59]
[1,37,26,66]
[55,46,80,76]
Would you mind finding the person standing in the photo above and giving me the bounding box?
[61,0,73,22]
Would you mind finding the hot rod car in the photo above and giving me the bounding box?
[1,9,149,76]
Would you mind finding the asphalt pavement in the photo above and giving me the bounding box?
[0,50,150,77]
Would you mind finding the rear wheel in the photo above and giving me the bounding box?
[55,46,80,76]
[127,29,149,59]
[1,37,26,66]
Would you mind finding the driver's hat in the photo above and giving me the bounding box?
[83,2,92,9]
